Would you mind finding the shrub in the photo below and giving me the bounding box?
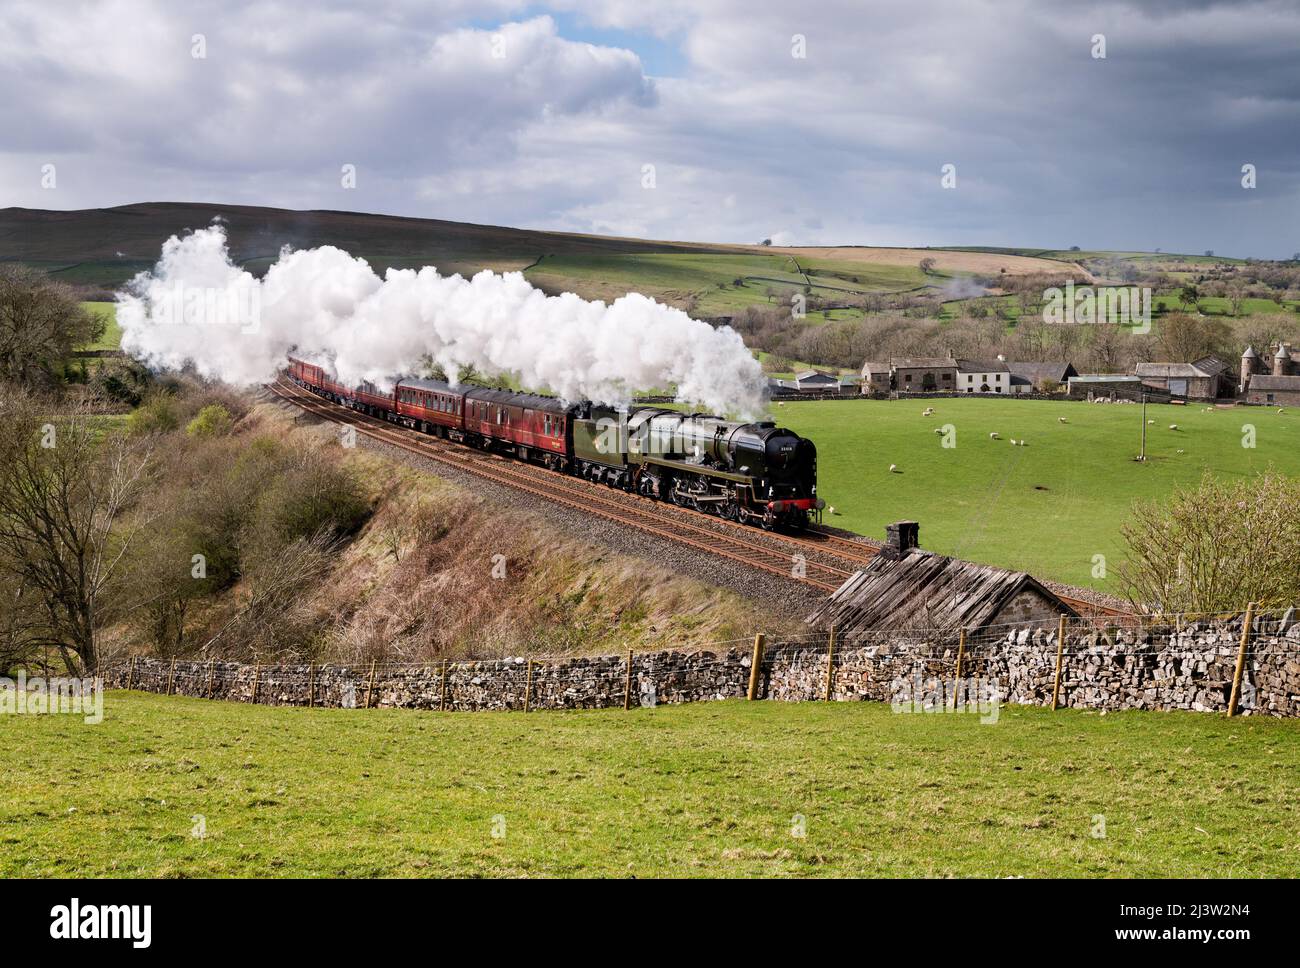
[127,394,179,435]
[186,404,233,438]
[1119,470,1300,613]
[246,454,370,554]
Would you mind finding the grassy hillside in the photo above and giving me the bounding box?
[3,203,1078,301]
[4,691,1296,877]
[776,397,1300,589]
[1,202,731,289]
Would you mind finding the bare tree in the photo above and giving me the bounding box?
[0,266,100,387]
[1157,313,1231,362]
[0,392,155,672]
[1118,471,1300,614]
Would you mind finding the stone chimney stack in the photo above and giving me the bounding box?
[882,521,920,559]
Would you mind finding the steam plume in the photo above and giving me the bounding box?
[118,225,767,417]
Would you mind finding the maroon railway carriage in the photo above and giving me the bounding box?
[393,378,464,437]
[289,357,397,415]
[461,387,572,471]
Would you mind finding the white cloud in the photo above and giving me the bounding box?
[1,0,1298,256]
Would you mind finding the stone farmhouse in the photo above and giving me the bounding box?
[862,356,1077,395]
[892,357,958,393]
[1240,343,1300,405]
[955,358,1011,393]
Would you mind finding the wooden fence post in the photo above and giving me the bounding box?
[523,659,533,712]
[251,663,260,704]
[365,659,377,709]
[824,627,836,702]
[1051,614,1067,710]
[126,656,136,692]
[440,659,448,711]
[951,628,966,709]
[206,661,215,700]
[166,658,176,696]
[624,649,634,710]
[747,633,766,701]
[1227,602,1256,718]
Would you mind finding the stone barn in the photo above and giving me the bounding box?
[807,522,1077,641]
[1134,357,1231,400]
[859,361,892,395]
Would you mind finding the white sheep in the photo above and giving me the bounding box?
[1058,416,1067,423]
[1169,423,1178,431]
[889,463,898,473]
[828,506,838,515]
[989,431,1000,439]
[1147,419,1155,425]
[1176,448,1185,454]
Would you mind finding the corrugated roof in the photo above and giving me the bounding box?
[1135,358,1227,378]
[806,551,1075,638]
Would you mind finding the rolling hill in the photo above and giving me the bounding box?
[1,202,1083,311]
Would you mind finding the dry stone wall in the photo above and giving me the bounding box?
[103,650,753,712]
[103,615,1300,717]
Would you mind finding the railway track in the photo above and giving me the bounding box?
[268,377,1136,619]
[268,378,855,593]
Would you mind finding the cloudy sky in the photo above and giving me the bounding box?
[2,0,1297,257]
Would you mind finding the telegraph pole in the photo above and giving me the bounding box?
[1138,390,1148,462]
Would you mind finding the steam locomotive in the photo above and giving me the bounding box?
[286,358,823,530]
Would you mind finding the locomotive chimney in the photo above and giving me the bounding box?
[882,521,920,559]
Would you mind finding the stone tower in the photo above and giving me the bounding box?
[1274,343,1292,377]
[1241,345,1259,392]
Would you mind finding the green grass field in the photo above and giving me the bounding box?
[3,691,1297,877]
[525,252,928,315]
[775,397,1300,588]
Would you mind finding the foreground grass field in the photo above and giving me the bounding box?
[776,396,1300,589]
[3,692,1298,877]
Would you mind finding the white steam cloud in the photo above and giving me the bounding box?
[118,225,767,417]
